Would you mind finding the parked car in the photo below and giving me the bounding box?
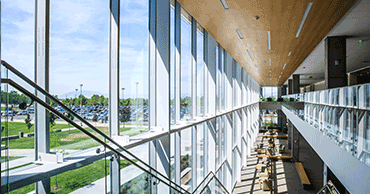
[27,108,34,114]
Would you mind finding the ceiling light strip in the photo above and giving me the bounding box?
[220,0,229,10]
[237,30,243,39]
[269,58,271,66]
[288,52,291,56]
[267,31,271,51]
[296,2,313,38]
[247,49,254,61]
[283,63,286,70]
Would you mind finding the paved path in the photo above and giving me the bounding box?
[70,142,149,193]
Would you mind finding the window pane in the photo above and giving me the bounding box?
[196,123,204,184]
[180,10,192,121]
[181,128,192,191]
[120,0,149,132]
[197,29,204,117]
[2,0,35,79]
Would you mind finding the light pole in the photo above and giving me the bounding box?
[80,84,83,126]
[122,87,125,101]
[136,82,139,123]
[75,89,78,104]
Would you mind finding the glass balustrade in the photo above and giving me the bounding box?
[283,83,370,168]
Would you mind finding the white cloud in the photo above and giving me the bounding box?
[2,0,152,97]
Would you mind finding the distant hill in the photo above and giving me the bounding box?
[59,90,108,99]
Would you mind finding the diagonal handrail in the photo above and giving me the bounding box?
[192,171,229,194]
[1,60,189,193]
[2,78,188,194]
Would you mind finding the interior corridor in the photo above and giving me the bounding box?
[232,129,317,194]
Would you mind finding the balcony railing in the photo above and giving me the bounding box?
[283,83,370,168]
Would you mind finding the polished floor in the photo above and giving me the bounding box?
[232,131,317,194]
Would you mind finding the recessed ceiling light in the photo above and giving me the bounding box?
[296,2,313,38]
[220,0,229,10]
[283,63,286,69]
[237,30,243,39]
[269,59,271,66]
[288,52,292,56]
[247,49,254,61]
[267,31,271,51]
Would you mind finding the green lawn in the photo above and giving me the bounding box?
[2,127,147,150]
[1,156,25,163]
[1,107,20,111]
[2,129,92,149]
[1,162,33,173]
[1,122,71,137]
[9,159,137,194]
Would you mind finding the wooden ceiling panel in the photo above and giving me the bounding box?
[177,0,357,86]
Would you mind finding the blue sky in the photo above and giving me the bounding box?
[2,0,161,99]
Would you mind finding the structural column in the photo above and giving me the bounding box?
[109,0,120,193]
[288,79,293,95]
[174,0,181,188]
[205,31,217,174]
[190,16,198,192]
[149,0,171,193]
[35,0,50,193]
[325,36,347,89]
[282,85,287,96]
[287,120,292,149]
[293,74,300,94]
[291,124,300,162]
[277,86,282,98]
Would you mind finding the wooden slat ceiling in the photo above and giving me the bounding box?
[177,0,357,86]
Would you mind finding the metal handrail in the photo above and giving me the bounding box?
[192,172,214,194]
[1,60,189,193]
[2,78,188,193]
[192,171,229,194]
[0,60,233,194]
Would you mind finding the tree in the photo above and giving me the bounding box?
[49,112,59,148]
[50,95,59,107]
[24,113,33,133]
[65,112,74,129]
[119,107,131,128]
[76,95,87,106]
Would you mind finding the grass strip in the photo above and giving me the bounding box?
[1,122,71,136]
[1,162,33,173]
[9,159,137,194]
[1,156,24,163]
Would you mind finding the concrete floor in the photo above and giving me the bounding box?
[233,131,317,194]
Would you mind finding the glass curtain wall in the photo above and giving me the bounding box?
[1,1,262,193]
[262,86,278,99]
